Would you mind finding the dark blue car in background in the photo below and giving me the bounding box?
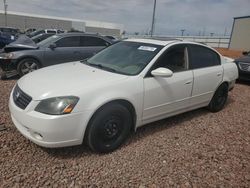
[0,32,15,48]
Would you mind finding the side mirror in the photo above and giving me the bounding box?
[151,67,173,77]
[49,43,57,50]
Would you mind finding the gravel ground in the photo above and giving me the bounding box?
[1,58,250,187]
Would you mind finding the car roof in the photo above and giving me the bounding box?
[125,38,215,47]
[56,32,101,37]
[125,38,181,46]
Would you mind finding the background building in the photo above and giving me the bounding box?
[229,16,250,51]
[0,11,124,36]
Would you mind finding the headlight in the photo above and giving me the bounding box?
[4,53,14,59]
[0,53,14,59]
[35,96,79,115]
[238,62,250,71]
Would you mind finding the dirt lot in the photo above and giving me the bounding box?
[215,48,243,59]
[0,49,250,187]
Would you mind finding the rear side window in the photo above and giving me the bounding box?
[55,36,80,47]
[81,36,108,47]
[189,45,221,69]
[47,30,56,33]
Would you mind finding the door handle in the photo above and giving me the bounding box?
[217,72,222,76]
[73,51,80,54]
[185,80,192,85]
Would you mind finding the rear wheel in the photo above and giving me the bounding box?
[207,83,228,112]
[86,103,132,153]
[17,58,40,76]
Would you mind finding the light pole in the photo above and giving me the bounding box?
[181,29,185,36]
[3,0,8,26]
[150,0,156,37]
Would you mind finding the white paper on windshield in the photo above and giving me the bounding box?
[138,46,157,52]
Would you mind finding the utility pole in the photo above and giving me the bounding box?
[150,0,156,37]
[3,0,8,26]
[181,29,185,36]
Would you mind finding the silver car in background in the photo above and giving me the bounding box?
[0,33,113,78]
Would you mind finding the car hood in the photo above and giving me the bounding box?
[17,62,129,100]
[235,56,250,63]
[4,35,38,52]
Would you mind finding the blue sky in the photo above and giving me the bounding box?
[1,0,250,36]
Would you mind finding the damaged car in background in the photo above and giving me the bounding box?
[234,51,250,81]
[0,33,113,79]
[9,38,238,153]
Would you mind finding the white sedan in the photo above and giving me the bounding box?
[9,38,238,153]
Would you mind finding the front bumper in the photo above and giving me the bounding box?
[0,58,18,71]
[9,90,92,148]
[236,62,250,81]
[238,71,250,81]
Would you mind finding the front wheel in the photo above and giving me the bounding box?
[207,83,228,112]
[0,67,7,80]
[86,103,132,153]
[17,58,40,76]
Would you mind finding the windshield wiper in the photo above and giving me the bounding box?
[82,61,117,73]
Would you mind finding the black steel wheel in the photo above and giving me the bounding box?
[208,83,228,112]
[86,103,132,153]
[17,58,40,76]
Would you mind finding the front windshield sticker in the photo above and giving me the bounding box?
[138,46,157,52]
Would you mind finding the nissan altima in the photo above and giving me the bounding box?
[9,38,238,153]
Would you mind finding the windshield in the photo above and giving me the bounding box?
[37,35,60,47]
[86,41,163,75]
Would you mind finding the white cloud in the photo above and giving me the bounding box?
[0,0,250,35]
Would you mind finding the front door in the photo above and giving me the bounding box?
[143,44,193,123]
[43,36,82,66]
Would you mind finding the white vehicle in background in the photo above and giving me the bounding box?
[28,29,63,38]
[9,38,238,153]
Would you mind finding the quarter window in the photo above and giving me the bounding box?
[55,36,80,47]
[189,45,221,69]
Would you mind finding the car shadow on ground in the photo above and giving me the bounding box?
[43,95,235,158]
[1,75,19,81]
[236,80,250,86]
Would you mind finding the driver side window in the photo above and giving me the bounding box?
[154,44,188,72]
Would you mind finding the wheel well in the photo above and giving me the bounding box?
[221,81,229,89]
[113,100,137,131]
[16,56,42,68]
[88,100,137,133]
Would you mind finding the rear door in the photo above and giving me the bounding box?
[43,36,82,66]
[188,44,223,106]
[79,36,109,59]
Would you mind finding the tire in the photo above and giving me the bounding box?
[17,58,40,76]
[86,103,132,153]
[207,83,228,112]
[0,67,7,80]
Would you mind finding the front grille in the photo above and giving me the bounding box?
[239,62,250,72]
[13,85,32,110]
